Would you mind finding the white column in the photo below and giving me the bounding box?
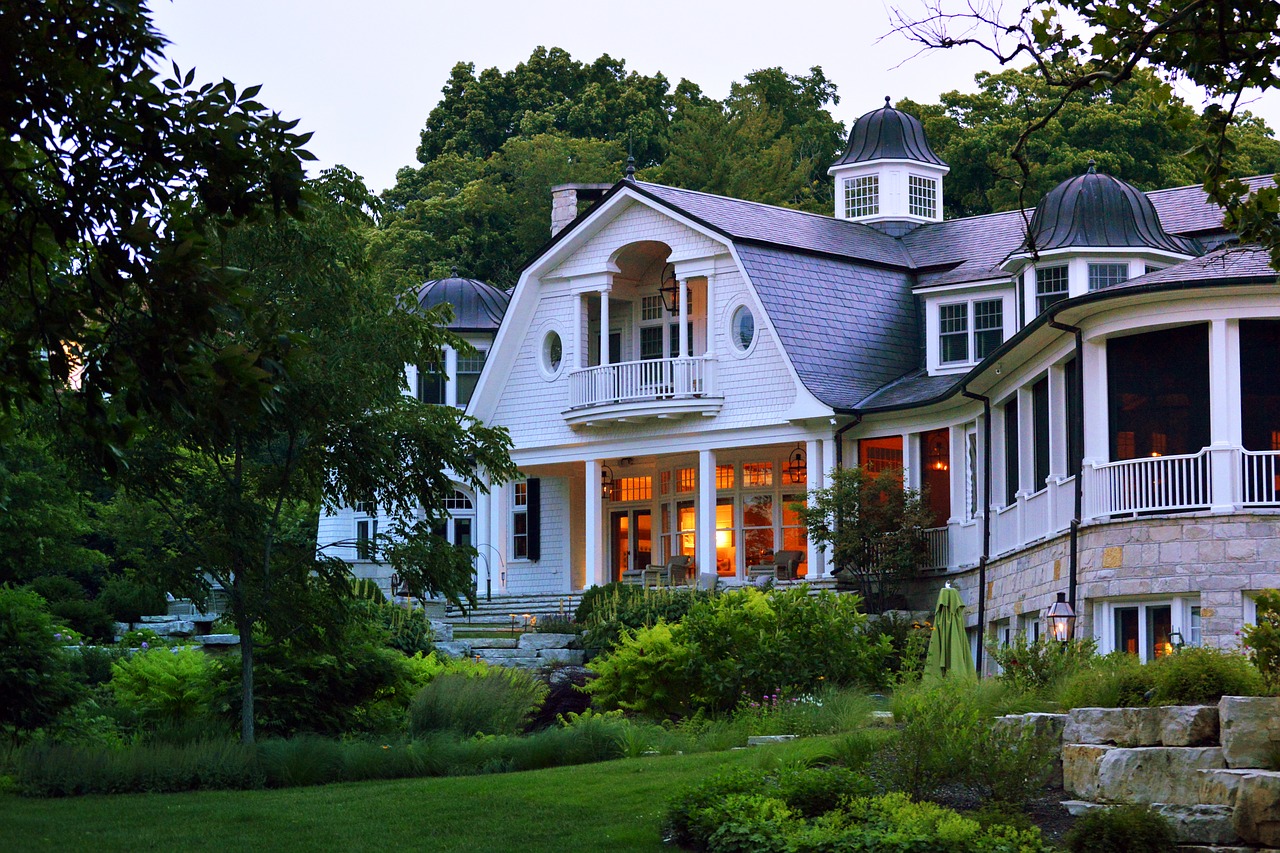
[696,449,717,581]
[1082,337,1109,464]
[703,275,716,357]
[599,290,610,365]
[1048,363,1068,476]
[1016,385,1034,544]
[900,432,915,491]
[444,345,458,408]
[585,458,605,587]
[678,279,689,359]
[822,437,837,487]
[805,439,825,578]
[573,292,584,369]
[1209,319,1241,512]
[474,474,490,597]
[489,482,507,593]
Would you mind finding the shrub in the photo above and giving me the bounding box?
[0,585,78,744]
[1054,652,1156,709]
[110,646,215,726]
[584,621,698,718]
[1242,589,1280,690]
[408,669,548,737]
[578,583,712,653]
[662,768,767,849]
[1150,646,1264,704]
[95,576,167,623]
[48,598,116,643]
[988,636,1097,693]
[257,735,344,787]
[887,679,985,798]
[1063,804,1176,853]
[865,611,932,685]
[28,575,85,604]
[971,718,1060,807]
[776,765,871,817]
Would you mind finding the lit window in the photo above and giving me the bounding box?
[677,468,696,493]
[1088,263,1129,291]
[782,495,808,576]
[512,482,528,559]
[613,476,652,502]
[974,299,1003,358]
[939,303,968,363]
[742,493,774,567]
[844,175,879,218]
[742,461,773,487]
[660,470,671,495]
[908,175,937,218]
[716,465,735,490]
[1035,266,1069,314]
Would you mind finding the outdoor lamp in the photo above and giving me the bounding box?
[1046,592,1077,642]
[786,444,806,484]
[1169,631,1185,651]
[601,464,615,500]
[657,263,680,313]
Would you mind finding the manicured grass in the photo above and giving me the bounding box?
[3,739,826,853]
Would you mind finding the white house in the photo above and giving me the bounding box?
[324,98,1280,671]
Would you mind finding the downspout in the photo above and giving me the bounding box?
[833,412,862,471]
[1049,319,1085,616]
[961,389,992,677]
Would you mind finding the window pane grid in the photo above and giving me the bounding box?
[1035,266,1069,314]
[614,476,652,502]
[640,295,665,321]
[716,464,735,490]
[974,299,1003,358]
[844,175,879,218]
[1088,263,1129,291]
[939,303,968,363]
[677,468,696,493]
[908,175,937,218]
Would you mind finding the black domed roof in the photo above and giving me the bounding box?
[831,97,946,168]
[416,271,510,332]
[1025,166,1200,255]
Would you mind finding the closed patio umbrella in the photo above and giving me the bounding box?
[922,585,976,683]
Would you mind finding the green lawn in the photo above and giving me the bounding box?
[2,740,823,853]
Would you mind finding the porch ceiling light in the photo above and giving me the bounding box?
[1046,592,1077,643]
[786,444,806,484]
[601,464,616,500]
[657,262,679,314]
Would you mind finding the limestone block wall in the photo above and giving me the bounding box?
[905,512,1280,650]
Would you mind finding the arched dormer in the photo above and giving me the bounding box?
[414,271,510,408]
[828,97,949,231]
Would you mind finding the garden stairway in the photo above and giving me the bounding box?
[1002,697,1280,849]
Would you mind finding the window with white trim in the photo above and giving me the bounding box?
[974,299,1003,358]
[356,518,377,560]
[1035,265,1069,314]
[1098,597,1200,662]
[939,303,968,364]
[908,174,938,218]
[455,350,486,407]
[512,481,529,559]
[939,299,1004,365]
[1088,263,1129,291]
[640,295,666,322]
[843,175,879,218]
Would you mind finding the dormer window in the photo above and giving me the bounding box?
[844,175,879,218]
[456,351,487,406]
[1088,263,1129,291]
[909,175,938,219]
[1035,266,1069,314]
[418,363,445,404]
[939,298,1004,365]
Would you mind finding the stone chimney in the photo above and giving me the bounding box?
[550,183,612,236]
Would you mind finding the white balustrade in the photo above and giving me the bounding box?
[568,356,712,409]
[991,503,1018,556]
[1241,449,1280,506]
[1023,487,1050,540]
[1084,449,1212,517]
[920,526,950,571]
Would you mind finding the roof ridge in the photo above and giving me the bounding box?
[1144,173,1276,197]
[634,180,870,228]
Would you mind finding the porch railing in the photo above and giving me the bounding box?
[920,526,950,571]
[1242,449,1280,506]
[568,356,712,409]
[1084,449,1212,517]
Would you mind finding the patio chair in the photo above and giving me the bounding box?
[620,568,645,586]
[642,555,692,588]
[746,550,805,582]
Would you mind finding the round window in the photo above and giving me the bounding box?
[731,305,755,352]
[542,330,563,376]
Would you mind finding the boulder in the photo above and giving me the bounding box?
[517,632,579,651]
[469,637,519,649]
[1060,800,1104,817]
[1066,707,1162,747]
[1198,768,1259,806]
[474,648,534,661]
[1063,744,1114,799]
[429,620,453,642]
[1232,770,1280,847]
[1150,803,1238,845]
[149,620,196,637]
[1218,696,1280,769]
[1094,747,1226,805]
[195,633,240,646]
[1159,705,1220,747]
[433,641,473,659]
[536,648,585,665]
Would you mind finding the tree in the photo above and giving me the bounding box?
[111,168,518,743]
[0,586,77,747]
[890,1,1280,263]
[1,0,311,456]
[898,65,1280,218]
[800,467,935,614]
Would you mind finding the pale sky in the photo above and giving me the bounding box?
[149,1,1280,194]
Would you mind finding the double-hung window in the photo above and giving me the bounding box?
[455,350,486,407]
[939,299,1004,365]
[1088,263,1129,291]
[512,481,529,559]
[1035,266,1069,314]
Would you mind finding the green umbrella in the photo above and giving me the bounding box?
[922,585,976,683]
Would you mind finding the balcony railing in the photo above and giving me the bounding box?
[568,356,713,409]
[1242,449,1280,506]
[920,526,950,571]
[1084,449,1212,517]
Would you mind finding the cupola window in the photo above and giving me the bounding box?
[1088,263,1129,291]
[455,351,487,406]
[1034,266,1069,314]
[843,175,879,218]
[908,175,938,218]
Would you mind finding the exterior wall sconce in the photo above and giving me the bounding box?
[1046,592,1077,642]
[601,464,616,500]
[926,435,949,471]
[657,262,679,313]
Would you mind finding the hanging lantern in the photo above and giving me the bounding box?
[786,444,806,484]
[657,263,679,313]
[601,464,616,500]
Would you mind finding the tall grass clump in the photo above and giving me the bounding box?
[408,669,548,737]
[1150,646,1264,704]
[13,740,261,796]
[1053,652,1156,709]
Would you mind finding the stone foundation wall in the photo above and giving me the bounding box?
[906,511,1280,650]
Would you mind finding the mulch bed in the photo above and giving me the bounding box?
[929,780,1078,846]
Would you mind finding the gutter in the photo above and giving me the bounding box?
[961,388,992,678]
[1048,320,1085,617]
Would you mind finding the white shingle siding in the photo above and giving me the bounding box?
[506,475,569,595]
[546,201,723,280]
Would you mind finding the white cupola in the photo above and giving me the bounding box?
[828,97,949,232]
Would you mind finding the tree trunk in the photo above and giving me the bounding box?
[238,611,255,744]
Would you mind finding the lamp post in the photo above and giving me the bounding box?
[1046,592,1077,643]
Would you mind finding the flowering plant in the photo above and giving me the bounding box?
[1241,589,1280,690]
